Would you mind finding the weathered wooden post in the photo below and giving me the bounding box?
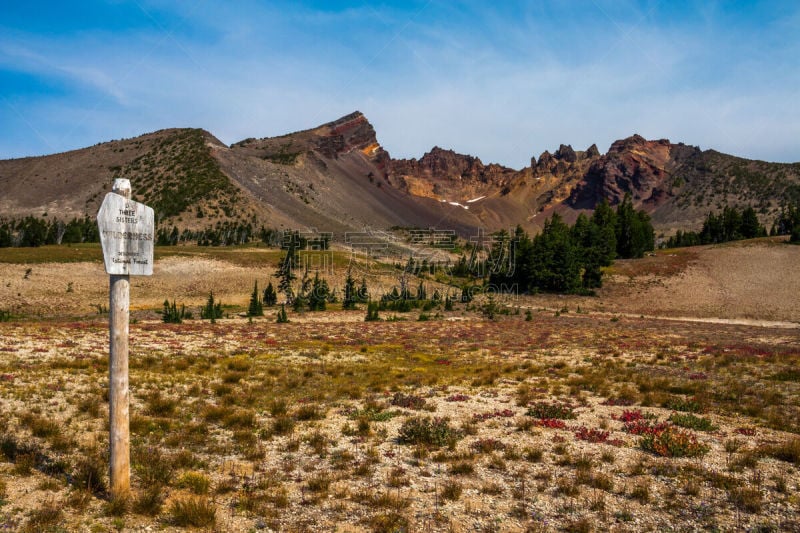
[97,179,154,499]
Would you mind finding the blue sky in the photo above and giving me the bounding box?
[1,1,799,168]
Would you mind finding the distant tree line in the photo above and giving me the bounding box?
[663,205,788,249]
[155,223,284,247]
[771,204,800,243]
[0,216,99,247]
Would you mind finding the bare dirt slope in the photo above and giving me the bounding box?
[599,239,800,322]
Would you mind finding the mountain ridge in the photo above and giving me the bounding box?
[1,111,798,237]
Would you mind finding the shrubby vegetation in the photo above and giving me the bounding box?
[121,128,237,220]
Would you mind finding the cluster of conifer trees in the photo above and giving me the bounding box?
[664,203,800,248]
[0,216,98,247]
[665,205,766,248]
[0,216,281,248]
[487,195,654,294]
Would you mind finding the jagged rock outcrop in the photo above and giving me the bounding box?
[554,144,577,163]
[313,112,390,169]
[567,134,701,209]
[390,147,516,200]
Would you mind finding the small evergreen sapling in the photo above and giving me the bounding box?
[365,301,380,322]
[201,291,223,322]
[248,281,264,317]
[276,304,289,323]
[162,300,188,324]
[262,281,277,307]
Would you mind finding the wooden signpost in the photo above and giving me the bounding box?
[97,178,154,498]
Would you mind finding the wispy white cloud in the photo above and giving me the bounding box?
[0,1,798,166]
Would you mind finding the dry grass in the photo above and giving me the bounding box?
[0,243,799,530]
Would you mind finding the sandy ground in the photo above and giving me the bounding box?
[519,240,800,324]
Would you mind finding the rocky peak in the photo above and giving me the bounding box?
[585,144,600,158]
[537,150,555,170]
[389,146,516,201]
[568,134,686,209]
[608,134,670,155]
[314,111,389,164]
[554,144,577,163]
[413,147,483,179]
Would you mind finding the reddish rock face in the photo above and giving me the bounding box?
[390,147,517,200]
[391,147,508,182]
[567,135,701,209]
[314,112,391,169]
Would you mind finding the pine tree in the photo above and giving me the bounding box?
[308,272,329,311]
[277,244,297,305]
[343,269,357,310]
[460,286,474,303]
[740,206,762,239]
[417,281,426,301]
[357,278,369,303]
[248,281,264,317]
[590,200,617,265]
[615,194,654,258]
[276,304,289,323]
[444,293,454,311]
[161,299,185,324]
[528,213,581,292]
[263,281,277,307]
[201,291,223,322]
[365,300,380,322]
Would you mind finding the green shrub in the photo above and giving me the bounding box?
[728,486,763,513]
[639,427,709,457]
[390,392,427,410]
[104,494,130,517]
[669,413,718,431]
[22,501,63,532]
[161,299,188,323]
[397,417,461,448]
[526,402,576,419]
[145,391,178,417]
[134,447,173,487]
[366,511,409,533]
[663,396,702,413]
[21,414,60,439]
[306,472,331,493]
[295,404,325,421]
[200,291,223,321]
[276,304,289,323]
[365,301,380,322]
